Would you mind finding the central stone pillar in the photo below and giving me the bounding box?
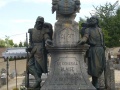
[41,0,96,89]
[41,18,96,90]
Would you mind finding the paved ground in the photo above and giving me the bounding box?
[0,76,24,90]
[0,58,26,75]
[0,58,26,90]
[0,58,120,90]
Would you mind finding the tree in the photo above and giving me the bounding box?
[92,1,120,47]
[4,36,14,47]
[19,41,23,47]
[0,39,5,47]
[79,18,86,29]
[9,40,14,47]
[23,41,27,47]
[79,18,86,37]
[5,36,10,47]
[13,43,18,47]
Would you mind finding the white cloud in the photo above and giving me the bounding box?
[0,0,51,8]
[11,19,34,23]
[81,0,117,5]
[0,0,8,8]
[79,8,94,18]
[10,33,26,44]
[21,0,52,3]
[22,0,119,6]
[0,0,18,8]
[5,28,27,44]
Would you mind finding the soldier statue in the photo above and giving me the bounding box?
[77,16,106,89]
[26,16,53,89]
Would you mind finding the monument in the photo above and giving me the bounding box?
[26,16,53,90]
[41,0,95,90]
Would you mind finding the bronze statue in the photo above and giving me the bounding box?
[52,0,80,14]
[52,0,80,20]
[26,16,53,89]
[77,16,106,89]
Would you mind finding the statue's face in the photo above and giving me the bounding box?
[88,17,97,27]
[35,21,43,30]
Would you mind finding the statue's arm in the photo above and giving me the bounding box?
[27,29,33,51]
[43,28,53,47]
[43,29,51,41]
[78,28,89,45]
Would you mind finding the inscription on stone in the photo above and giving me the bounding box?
[59,31,75,44]
[55,28,79,47]
[59,34,74,43]
[50,57,86,85]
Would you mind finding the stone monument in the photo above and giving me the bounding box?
[41,0,96,90]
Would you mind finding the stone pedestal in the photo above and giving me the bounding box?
[41,46,95,90]
[41,19,95,90]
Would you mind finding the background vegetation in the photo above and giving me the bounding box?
[79,1,120,48]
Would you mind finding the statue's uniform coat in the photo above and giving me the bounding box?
[84,27,106,77]
[28,27,50,74]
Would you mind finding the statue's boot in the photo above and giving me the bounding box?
[33,81,41,90]
[29,66,42,89]
[92,76,99,90]
[32,76,41,89]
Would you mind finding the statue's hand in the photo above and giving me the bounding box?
[45,39,54,47]
[26,46,32,52]
[75,40,82,47]
[75,40,85,47]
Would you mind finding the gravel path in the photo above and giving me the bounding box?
[0,76,24,90]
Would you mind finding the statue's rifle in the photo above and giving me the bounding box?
[42,39,48,74]
[26,32,29,88]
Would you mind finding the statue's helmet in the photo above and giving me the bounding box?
[90,16,99,23]
[34,16,44,29]
[88,15,99,26]
[36,16,44,23]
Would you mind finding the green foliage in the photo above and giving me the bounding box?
[0,39,5,47]
[102,28,111,45]
[19,41,23,47]
[0,37,14,47]
[79,18,85,29]
[92,1,120,47]
[13,88,19,90]
[4,36,14,47]
[9,40,14,47]
[79,18,86,37]
[13,43,18,47]
[23,41,27,47]
[9,57,14,61]
[79,1,120,47]
[5,36,10,47]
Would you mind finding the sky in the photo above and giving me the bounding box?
[0,0,118,44]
